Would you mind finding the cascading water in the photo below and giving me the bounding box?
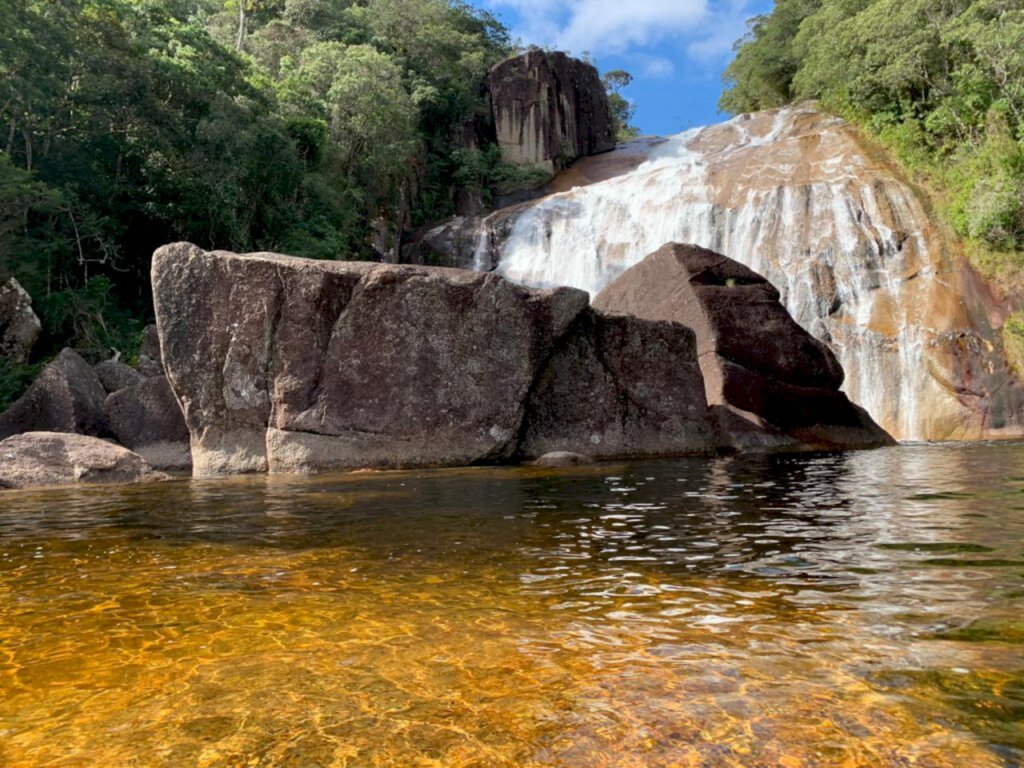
[470,106,1024,441]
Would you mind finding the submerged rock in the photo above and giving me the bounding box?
[152,243,718,476]
[105,376,190,471]
[0,348,109,440]
[530,451,594,467]
[0,432,162,490]
[489,50,615,175]
[0,278,41,363]
[594,244,895,451]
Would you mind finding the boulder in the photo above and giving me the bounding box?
[152,243,716,476]
[488,50,616,175]
[135,324,164,377]
[95,359,144,394]
[518,311,715,460]
[0,278,41,363]
[530,451,594,467]
[105,376,190,471]
[593,244,895,451]
[0,348,109,440]
[0,432,161,490]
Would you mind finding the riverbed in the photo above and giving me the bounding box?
[1,444,1022,766]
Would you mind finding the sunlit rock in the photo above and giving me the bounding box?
[408,106,1024,441]
[489,50,615,175]
[594,244,894,450]
[0,432,162,490]
[529,451,594,467]
[154,244,711,476]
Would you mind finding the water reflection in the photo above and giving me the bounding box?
[1,444,1022,766]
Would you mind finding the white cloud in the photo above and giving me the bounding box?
[487,0,756,66]
[641,56,676,78]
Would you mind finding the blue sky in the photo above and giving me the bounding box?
[470,0,774,136]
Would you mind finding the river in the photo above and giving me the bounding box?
[1,444,1022,766]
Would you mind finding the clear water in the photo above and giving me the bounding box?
[1,444,1023,766]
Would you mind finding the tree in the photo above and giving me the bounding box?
[602,69,640,141]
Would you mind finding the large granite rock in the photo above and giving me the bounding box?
[0,278,41,363]
[135,324,164,377]
[519,311,714,459]
[105,376,190,471]
[152,243,717,476]
[95,359,144,394]
[593,244,895,451]
[488,50,616,175]
[0,348,109,440]
[0,432,161,490]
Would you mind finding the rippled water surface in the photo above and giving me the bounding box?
[1,444,1023,767]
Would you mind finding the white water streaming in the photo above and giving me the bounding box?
[477,107,960,440]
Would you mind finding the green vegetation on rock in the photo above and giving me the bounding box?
[721,0,1024,281]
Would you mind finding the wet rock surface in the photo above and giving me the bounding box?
[529,451,595,467]
[594,244,894,451]
[0,278,41,363]
[152,244,720,476]
[0,432,161,490]
[411,106,1024,441]
[0,349,109,441]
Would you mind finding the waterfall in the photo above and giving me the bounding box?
[471,106,1011,441]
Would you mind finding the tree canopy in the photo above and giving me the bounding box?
[0,0,636,408]
[0,0,513,367]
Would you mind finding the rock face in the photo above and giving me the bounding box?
[0,349,109,440]
[519,310,715,458]
[95,359,144,394]
[105,376,190,470]
[135,324,164,377]
[414,106,1024,441]
[0,432,160,490]
[152,243,723,476]
[0,278,41,363]
[488,50,616,175]
[594,244,894,450]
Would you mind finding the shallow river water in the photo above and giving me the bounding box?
[1,443,1023,767]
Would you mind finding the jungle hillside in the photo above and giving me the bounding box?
[0,0,634,405]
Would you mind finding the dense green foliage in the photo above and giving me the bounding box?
[0,0,636,390]
[721,0,1024,267]
[603,69,641,142]
[0,0,513,366]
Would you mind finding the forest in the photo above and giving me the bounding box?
[721,0,1024,280]
[0,0,526,405]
